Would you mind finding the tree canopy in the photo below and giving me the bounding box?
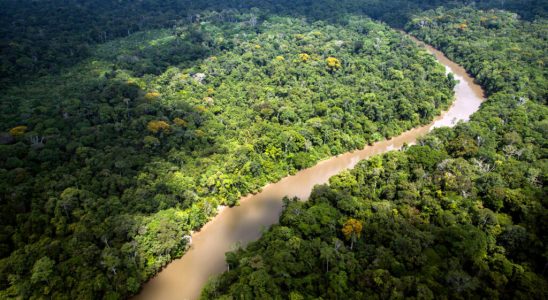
[0,1,546,299]
[0,9,458,300]
[203,7,547,300]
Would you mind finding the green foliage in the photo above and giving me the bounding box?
[203,7,547,300]
[0,9,456,299]
[2,0,545,88]
[407,7,547,100]
[30,256,54,284]
[0,2,546,299]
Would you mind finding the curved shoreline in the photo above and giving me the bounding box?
[134,35,485,300]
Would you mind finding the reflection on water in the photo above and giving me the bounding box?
[135,36,485,300]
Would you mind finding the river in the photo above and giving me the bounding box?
[135,36,485,300]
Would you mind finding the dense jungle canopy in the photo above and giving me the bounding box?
[0,0,546,299]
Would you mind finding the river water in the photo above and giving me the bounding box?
[135,37,485,300]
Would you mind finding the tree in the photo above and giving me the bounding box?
[31,256,54,285]
[320,242,335,272]
[326,57,341,72]
[144,92,161,101]
[101,248,121,276]
[8,126,27,137]
[147,120,171,134]
[342,218,362,250]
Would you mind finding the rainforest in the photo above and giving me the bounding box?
[0,1,546,299]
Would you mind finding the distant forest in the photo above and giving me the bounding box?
[0,0,546,299]
[1,0,545,86]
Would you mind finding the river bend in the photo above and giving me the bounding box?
[135,36,485,300]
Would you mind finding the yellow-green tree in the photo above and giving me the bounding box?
[147,120,170,134]
[9,125,28,137]
[173,117,188,127]
[143,135,160,148]
[342,218,362,250]
[144,91,161,101]
[326,57,341,72]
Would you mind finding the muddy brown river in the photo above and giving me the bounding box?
[135,36,485,300]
